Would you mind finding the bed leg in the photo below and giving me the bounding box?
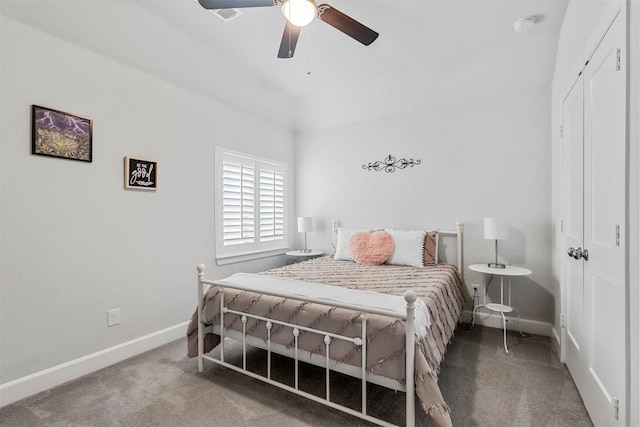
[197,264,206,373]
[360,314,368,416]
[456,221,464,283]
[405,290,417,427]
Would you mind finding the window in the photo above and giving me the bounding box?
[215,147,287,262]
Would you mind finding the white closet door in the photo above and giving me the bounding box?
[561,73,585,385]
[582,10,626,425]
[561,10,627,426]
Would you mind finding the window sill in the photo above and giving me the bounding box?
[216,248,288,266]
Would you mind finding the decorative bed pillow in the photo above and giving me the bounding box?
[384,229,427,268]
[423,230,439,265]
[334,227,372,261]
[349,231,395,266]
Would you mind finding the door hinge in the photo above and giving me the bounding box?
[560,313,566,328]
[613,397,620,421]
[615,225,620,246]
[560,220,564,233]
[560,125,564,138]
[615,49,621,71]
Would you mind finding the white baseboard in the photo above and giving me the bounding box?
[551,326,562,360]
[461,309,553,337]
[0,322,188,408]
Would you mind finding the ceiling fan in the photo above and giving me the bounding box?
[197,0,379,58]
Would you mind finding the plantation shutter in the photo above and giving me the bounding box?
[215,147,287,262]
[259,164,285,242]
[221,153,255,246]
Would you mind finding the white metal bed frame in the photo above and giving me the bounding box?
[196,222,463,427]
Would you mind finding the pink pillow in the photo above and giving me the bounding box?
[349,231,395,266]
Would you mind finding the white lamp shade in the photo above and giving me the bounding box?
[297,217,314,233]
[484,218,508,240]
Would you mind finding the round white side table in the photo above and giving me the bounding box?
[286,250,323,261]
[469,264,532,353]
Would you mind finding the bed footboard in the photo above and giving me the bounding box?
[195,264,417,427]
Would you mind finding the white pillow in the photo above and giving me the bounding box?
[334,227,371,261]
[384,229,427,268]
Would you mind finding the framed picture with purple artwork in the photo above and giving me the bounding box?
[31,105,93,162]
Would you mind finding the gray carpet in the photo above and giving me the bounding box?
[0,325,592,426]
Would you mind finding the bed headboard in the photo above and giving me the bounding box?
[331,221,464,281]
[439,222,464,281]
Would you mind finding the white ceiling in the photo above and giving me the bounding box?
[137,0,569,130]
[138,0,568,94]
[1,0,568,130]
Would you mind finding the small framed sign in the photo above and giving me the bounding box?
[124,156,157,191]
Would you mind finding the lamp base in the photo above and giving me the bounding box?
[487,262,506,269]
[300,249,312,253]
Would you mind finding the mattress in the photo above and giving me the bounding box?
[259,256,465,376]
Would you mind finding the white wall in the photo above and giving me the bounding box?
[551,0,639,423]
[295,85,555,323]
[0,7,295,398]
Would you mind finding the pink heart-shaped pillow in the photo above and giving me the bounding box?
[349,231,395,266]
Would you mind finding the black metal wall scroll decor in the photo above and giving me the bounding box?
[362,154,421,173]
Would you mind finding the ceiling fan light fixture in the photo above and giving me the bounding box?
[281,0,317,27]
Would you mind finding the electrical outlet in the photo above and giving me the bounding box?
[108,308,120,327]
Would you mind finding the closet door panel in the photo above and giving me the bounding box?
[582,10,626,425]
[561,75,585,357]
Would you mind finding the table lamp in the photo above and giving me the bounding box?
[297,217,313,253]
[484,218,508,268]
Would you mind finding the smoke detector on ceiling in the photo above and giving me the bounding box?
[513,16,536,33]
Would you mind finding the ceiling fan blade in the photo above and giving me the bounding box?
[317,4,378,46]
[277,21,301,59]
[198,0,274,9]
